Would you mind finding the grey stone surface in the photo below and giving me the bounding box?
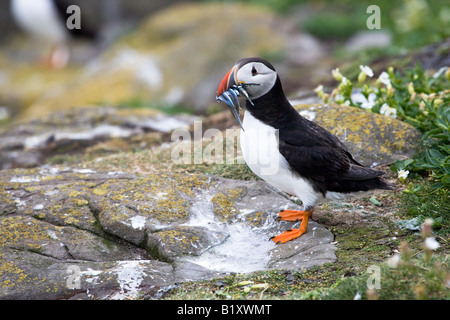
[0,166,336,299]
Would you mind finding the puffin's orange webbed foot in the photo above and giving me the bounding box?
[276,209,308,222]
[272,210,312,244]
[270,228,306,244]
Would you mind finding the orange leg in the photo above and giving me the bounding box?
[271,210,312,244]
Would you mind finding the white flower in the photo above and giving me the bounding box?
[397,169,409,180]
[359,65,374,77]
[380,103,397,118]
[341,76,351,86]
[332,68,343,81]
[408,82,415,95]
[352,92,376,110]
[423,218,434,227]
[386,253,401,268]
[334,93,345,103]
[378,72,391,86]
[380,103,389,114]
[314,84,325,100]
[424,237,440,250]
[385,108,397,118]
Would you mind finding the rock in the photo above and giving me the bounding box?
[344,30,392,53]
[0,106,197,170]
[286,33,326,66]
[294,103,422,167]
[409,39,450,71]
[147,226,228,260]
[0,248,176,300]
[268,222,336,270]
[0,166,336,299]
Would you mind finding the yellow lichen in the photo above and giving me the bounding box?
[156,227,201,253]
[0,257,28,289]
[69,190,81,197]
[211,188,244,221]
[92,186,109,196]
[0,216,52,251]
[103,173,210,223]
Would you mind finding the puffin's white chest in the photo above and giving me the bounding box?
[240,111,320,208]
[240,111,282,178]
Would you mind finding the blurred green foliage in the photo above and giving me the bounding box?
[119,97,194,115]
[302,12,366,40]
[203,0,450,49]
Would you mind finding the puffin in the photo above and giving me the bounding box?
[11,0,96,68]
[216,57,393,244]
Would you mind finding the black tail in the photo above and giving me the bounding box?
[325,165,395,193]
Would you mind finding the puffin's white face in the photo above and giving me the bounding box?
[236,62,277,100]
[216,57,278,129]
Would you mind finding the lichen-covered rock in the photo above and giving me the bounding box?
[0,248,177,300]
[294,103,422,167]
[147,226,228,261]
[0,106,197,170]
[0,166,337,299]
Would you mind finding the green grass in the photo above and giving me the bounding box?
[324,257,449,300]
[397,181,450,236]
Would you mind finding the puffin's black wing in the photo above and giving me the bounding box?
[279,116,359,176]
[278,116,391,194]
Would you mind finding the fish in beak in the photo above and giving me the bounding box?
[216,65,248,130]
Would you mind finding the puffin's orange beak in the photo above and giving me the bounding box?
[216,65,244,130]
[217,66,238,98]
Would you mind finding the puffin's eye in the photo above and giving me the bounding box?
[251,66,258,76]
